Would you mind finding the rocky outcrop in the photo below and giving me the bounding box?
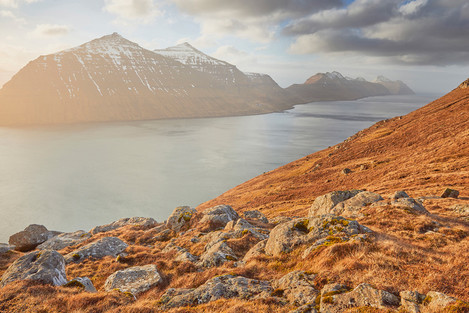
[159,275,272,308]
[162,243,198,263]
[265,215,370,257]
[400,290,425,313]
[198,241,237,267]
[166,206,197,232]
[308,190,362,217]
[90,217,157,235]
[243,210,268,223]
[37,230,91,250]
[422,291,458,312]
[391,197,429,214]
[1,250,67,287]
[224,218,269,240]
[104,264,163,295]
[65,237,128,263]
[458,78,469,89]
[65,277,97,293]
[272,271,318,306]
[199,205,240,229]
[9,224,59,252]
[243,239,267,262]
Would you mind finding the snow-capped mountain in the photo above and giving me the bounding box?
[0,33,295,125]
[287,71,414,103]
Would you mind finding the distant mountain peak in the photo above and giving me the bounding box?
[375,75,392,83]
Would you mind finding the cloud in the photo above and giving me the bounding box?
[0,0,41,8]
[171,0,342,43]
[0,9,25,22]
[286,0,469,66]
[103,0,162,24]
[32,24,71,37]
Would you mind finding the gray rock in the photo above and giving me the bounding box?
[290,304,318,313]
[319,283,399,312]
[392,190,410,200]
[104,264,163,295]
[243,210,268,223]
[202,230,235,252]
[0,243,15,254]
[37,230,91,250]
[450,204,469,215]
[9,224,59,252]
[272,271,318,306]
[400,290,425,313]
[65,277,97,293]
[224,218,269,240]
[1,250,67,287]
[243,239,267,262]
[342,168,352,175]
[160,275,272,308]
[392,197,429,214]
[65,237,128,263]
[153,229,175,242]
[199,205,240,228]
[90,217,158,235]
[309,190,362,217]
[441,188,459,199]
[332,191,384,218]
[198,241,237,267]
[166,206,197,232]
[270,216,293,225]
[422,291,458,312]
[162,243,198,263]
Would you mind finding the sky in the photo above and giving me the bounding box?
[0,0,468,93]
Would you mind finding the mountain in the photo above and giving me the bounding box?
[374,75,415,95]
[286,71,414,103]
[0,34,295,126]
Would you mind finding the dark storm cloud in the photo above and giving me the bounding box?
[287,0,469,66]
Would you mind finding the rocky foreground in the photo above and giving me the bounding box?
[0,188,468,312]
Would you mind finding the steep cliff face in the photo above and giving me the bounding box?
[0,34,295,126]
[286,71,414,103]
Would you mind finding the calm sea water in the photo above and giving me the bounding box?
[0,94,439,241]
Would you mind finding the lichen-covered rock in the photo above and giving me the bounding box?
[309,190,362,216]
[159,275,272,308]
[65,277,97,293]
[198,241,237,267]
[265,215,370,257]
[9,224,59,252]
[0,243,15,254]
[243,239,267,262]
[243,210,268,223]
[272,271,318,306]
[90,217,158,235]
[37,230,91,250]
[319,283,399,312]
[392,197,429,214]
[422,291,458,312]
[104,264,163,295]
[199,205,239,229]
[166,206,197,232]
[1,250,67,287]
[400,290,425,313]
[309,190,382,218]
[65,237,128,263]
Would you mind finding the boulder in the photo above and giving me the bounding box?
[203,230,236,252]
[224,218,269,240]
[64,277,97,293]
[37,230,91,250]
[243,239,267,262]
[422,291,457,312]
[400,290,425,313]
[319,283,399,312]
[9,224,59,252]
[90,217,158,235]
[104,264,163,295]
[199,205,239,229]
[198,241,237,267]
[391,197,429,214]
[0,243,15,254]
[272,271,318,306]
[162,243,198,263]
[65,237,128,263]
[265,215,370,257]
[309,190,362,216]
[1,250,67,287]
[166,206,197,232]
[159,275,272,308]
[392,190,410,200]
[441,188,459,199]
[243,210,268,223]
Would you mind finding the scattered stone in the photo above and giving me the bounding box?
[243,210,268,223]
[441,188,459,199]
[90,217,158,235]
[272,271,318,306]
[198,241,237,267]
[166,206,197,232]
[1,250,67,287]
[159,275,272,308]
[422,291,458,312]
[243,239,267,262]
[64,277,97,293]
[199,205,240,229]
[104,264,163,295]
[391,197,429,214]
[392,190,410,200]
[309,190,362,217]
[0,243,15,254]
[342,168,352,175]
[65,237,128,263]
[320,283,399,312]
[400,290,425,313]
[9,224,59,252]
[360,164,369,171]
[37,230,91,250]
